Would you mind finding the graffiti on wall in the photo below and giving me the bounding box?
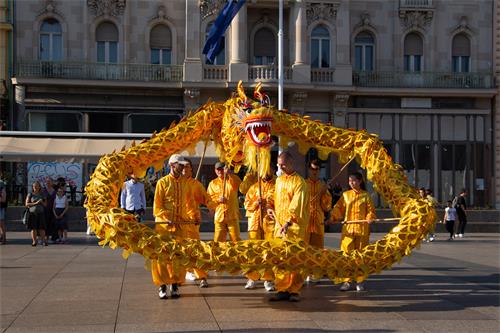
[27,162,83,200]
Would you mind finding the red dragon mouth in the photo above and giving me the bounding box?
[244,117,272,147]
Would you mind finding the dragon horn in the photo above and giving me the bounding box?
[237,80,248,101]
[254,82,264,101]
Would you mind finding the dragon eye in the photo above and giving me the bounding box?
[241,101,253,114]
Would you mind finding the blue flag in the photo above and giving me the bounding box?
[202,0,246,64]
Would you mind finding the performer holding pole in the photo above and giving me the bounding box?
[207,162,242,242]
[328,171,376,292]
[152,154,190,300]
[243,163,276,291]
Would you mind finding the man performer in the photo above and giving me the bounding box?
[268,151,309,302]
[182,158,216,288]
[207,162,242,242]
[152,154,190,299]
[304,159,332,283]
[243,165,276,291]
[120,173,146,222]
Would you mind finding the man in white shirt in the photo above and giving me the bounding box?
[120,174,147,221]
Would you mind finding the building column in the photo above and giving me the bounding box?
[228,2,247,82]
[292,0,310,83]
[333,3,352,85]
[184,0,202,82]
[495,0,500,209]
[14,85,26,130]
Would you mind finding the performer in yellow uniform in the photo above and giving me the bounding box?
[152,154,190,299]
[239,171,258,195]
[243,167,276,291]
[329,171,376,292]
[304,159,332,283]
[182,159,216,288]
[268,151,309,302]
[207,162,242,242]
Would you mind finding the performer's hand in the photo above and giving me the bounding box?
[280,221,291,236]
[257,198,262,206]
[195,220,201,226]
[367,219,375,224]
[267,208,275,220]
[219,196,227,204]
[208,209,215,218]
[166,220,174,226]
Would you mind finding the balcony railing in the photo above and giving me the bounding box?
[399,0,433,8]
[248,65,292,82]
[353,71,494,89]
[311,68,335,84]
[16,61,183,82]
[203,65,228,81]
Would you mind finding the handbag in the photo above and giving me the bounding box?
[22,208,30,225]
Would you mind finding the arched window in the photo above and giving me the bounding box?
[150,24,172,65]
[254,27,275,65]
[452,33,470,72]
[311,25,330,68]
[96,22,118,63]
[39,18,62,61]
[404,33,423,72]
[354,31,374,71]
[205,22,225,65]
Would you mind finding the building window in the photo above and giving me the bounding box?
[452,33,470,72]
[404,32,423,72]
[311,25,330,68]
[150,24,172,65]
[88,113,123,133]
[39,18,62,61]
[354,31,374,71]
[29,113,80,132]
[96,22,118,63]
[129,114,180,133]
[205,22,225,65]
[254,27,276,65]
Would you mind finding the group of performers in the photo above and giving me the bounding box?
[149,151,376,302]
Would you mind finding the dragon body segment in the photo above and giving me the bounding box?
[85,82,435,282]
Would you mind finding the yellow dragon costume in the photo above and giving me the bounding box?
[84,81,436,282]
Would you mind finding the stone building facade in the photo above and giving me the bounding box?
[8,0,497,208]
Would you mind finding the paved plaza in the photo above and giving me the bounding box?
[1,232,499,333]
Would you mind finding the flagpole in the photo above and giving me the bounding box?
[278,0,283,110]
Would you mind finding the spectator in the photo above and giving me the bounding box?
[42,177,57,242]
[0,177,7,244]
[120,174,147,222]
[455,189,468,238]
[25,181,47,246]
[53,187,69,243]
[443,200,457,241]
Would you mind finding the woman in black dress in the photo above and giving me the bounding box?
[25,181,47,246]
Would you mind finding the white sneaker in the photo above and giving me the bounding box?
[429,236,435,242]
[158,285,168,299]
[199,278,208,288]
[264,281,275,292]
[458,234,463,238]
[305,275,318,283]
[340,282,351,291]
[185,272,196,281]
[356,283,365,292]
[244,279,256,289]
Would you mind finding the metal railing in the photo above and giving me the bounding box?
[203,65,228,81]
[16,60,183,82]
[248,65,292,82]
[352,71,495,89]
[311,68,336,84]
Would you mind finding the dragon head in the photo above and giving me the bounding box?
[217,81,274,177]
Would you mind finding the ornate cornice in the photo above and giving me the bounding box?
[151,5,171,22]
[450,16,475,36]
[399,9,433,31]
[200,0,226,21]
[37,0,61,18]
[306,2,339,27]
[353,12,376,33]
[87,0,126,18]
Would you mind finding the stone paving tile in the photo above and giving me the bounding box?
[8,310,117,327]
[315,319,426,332]
[23,299,119,314]
[117,308,216,324]
[0,314,17,331]
[115,321,220,333]
[5,324,115,333]
[218,320,323,332]
[418,319,500,333]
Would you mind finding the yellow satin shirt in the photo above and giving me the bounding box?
[153,174,190,233]
[306,179,332,234]
[244,177,275,231]
[239,172,258,195]
[207,173,242,223]
[185,177,216,222]
[331,189,376,237]
[273,172,309,239]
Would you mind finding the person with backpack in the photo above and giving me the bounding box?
[454,189,468,238]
